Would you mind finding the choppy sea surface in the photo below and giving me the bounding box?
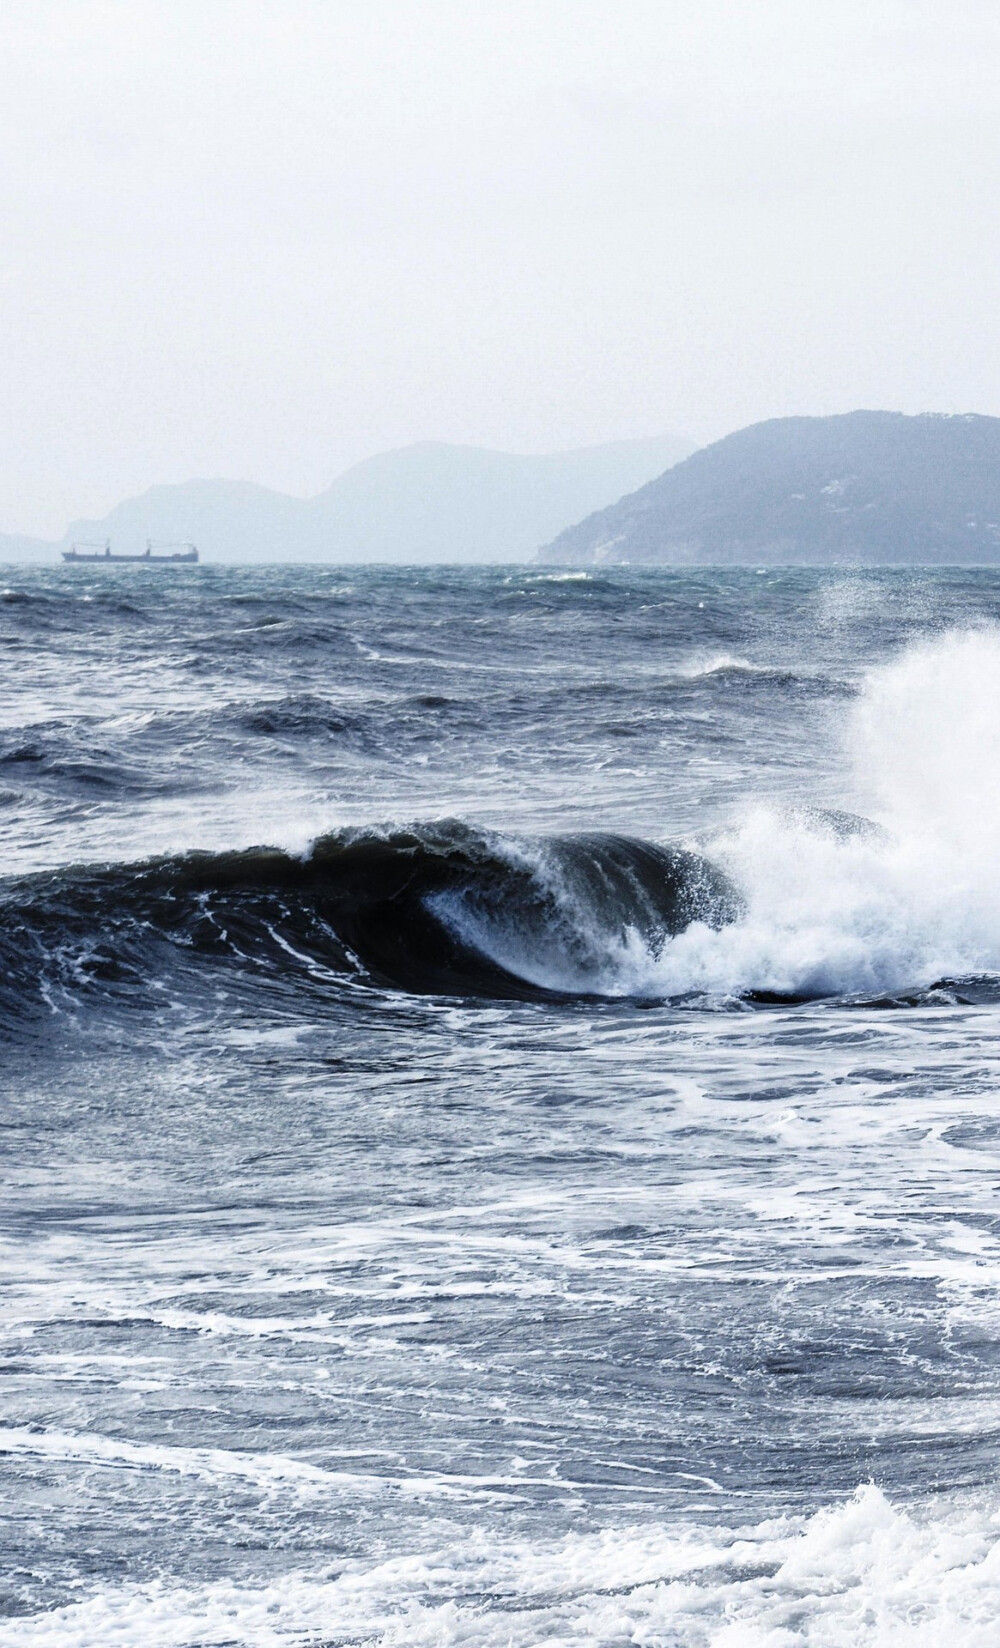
[4,563,1000,1645]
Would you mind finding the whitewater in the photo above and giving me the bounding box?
[3,563,1000,1646]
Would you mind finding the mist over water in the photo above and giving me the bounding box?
[4,565,1000,1646]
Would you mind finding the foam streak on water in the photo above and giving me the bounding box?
[4,566,1000,1645]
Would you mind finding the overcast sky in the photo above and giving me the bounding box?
[2,0,999,536]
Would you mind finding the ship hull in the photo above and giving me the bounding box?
[62,552,199,564]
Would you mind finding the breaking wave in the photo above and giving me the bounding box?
[0,823,740,1026]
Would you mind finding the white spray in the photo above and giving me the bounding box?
[646,627,1000,999]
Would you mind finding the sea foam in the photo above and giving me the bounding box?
[6,1485,1000,1646]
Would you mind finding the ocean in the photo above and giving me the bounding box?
[3,562,1000,1645]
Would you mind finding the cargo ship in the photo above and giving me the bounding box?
[62,539,199,564]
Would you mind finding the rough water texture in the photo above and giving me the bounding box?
[4,564,1000,1646]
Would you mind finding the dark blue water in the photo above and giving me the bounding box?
[4,564,1000,1645]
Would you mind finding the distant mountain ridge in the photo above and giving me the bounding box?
[540,412,1000,565]
[10,434,692,565]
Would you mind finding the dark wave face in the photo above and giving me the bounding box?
[0,822,742,1026]
[313,824,742,997]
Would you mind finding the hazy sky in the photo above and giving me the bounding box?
[2,0,999,536]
